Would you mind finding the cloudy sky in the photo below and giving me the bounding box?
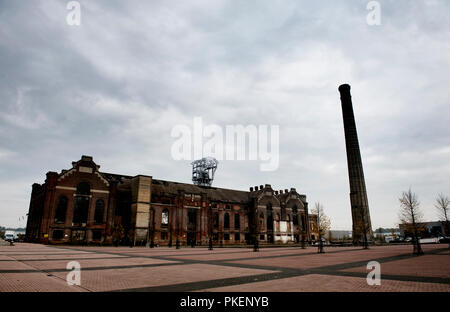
[1,0,449,230]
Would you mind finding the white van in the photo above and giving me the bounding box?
[4,231,17,242]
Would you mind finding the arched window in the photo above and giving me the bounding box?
[94,199,105,224]
[224,213,230,229]
[55,196,67,223]
[259,212,264,227]
[275,213,280,232]
[292,205,299,225]
[73,182,90,224]
[266,203,273,230]
[234,213,240,229]
[161,209,169,227]
[214,212,219,228]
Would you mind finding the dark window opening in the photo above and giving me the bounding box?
[234,213,240,229]
[76,182,91,195]
[224,213,230,229]
[235,233,240,241]
[94,199,105,224]
[161,232,168,240]
[92,230,102,241]
[214,213,219,228]
[73,196,89,224]
[73,182,90,224]
[92,231,102,241]
[55,196,67,223]
[266,202,273,230]
[53,230,64,240]
[224,233,230,240]
[260,234,265,240]
[293,205,299,226]
[188,209,197,225]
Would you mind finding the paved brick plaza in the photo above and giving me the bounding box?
[0,243,449,292]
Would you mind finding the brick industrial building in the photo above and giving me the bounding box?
[25,156,317,246]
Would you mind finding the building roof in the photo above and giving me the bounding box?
[151,179,250,204]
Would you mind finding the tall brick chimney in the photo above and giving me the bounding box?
[339,84,373,243]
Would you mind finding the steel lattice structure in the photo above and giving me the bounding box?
[191,157,218,187]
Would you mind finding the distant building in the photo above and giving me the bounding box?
[399,221,448,238]
[26,155,318,246]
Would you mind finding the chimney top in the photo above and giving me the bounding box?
[338,84,351,93]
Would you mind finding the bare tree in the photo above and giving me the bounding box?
[312,202,331,253]
[399,188,424,255]
[435,193,449,245]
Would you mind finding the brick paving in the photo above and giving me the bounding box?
[0,243,449,292]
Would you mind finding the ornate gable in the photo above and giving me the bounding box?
[57,155,109,188]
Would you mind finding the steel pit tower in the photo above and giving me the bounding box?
[338,84,373,243]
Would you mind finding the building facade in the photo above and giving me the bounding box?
[26,156,316,246]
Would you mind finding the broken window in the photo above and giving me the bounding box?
[161,209,169,227]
